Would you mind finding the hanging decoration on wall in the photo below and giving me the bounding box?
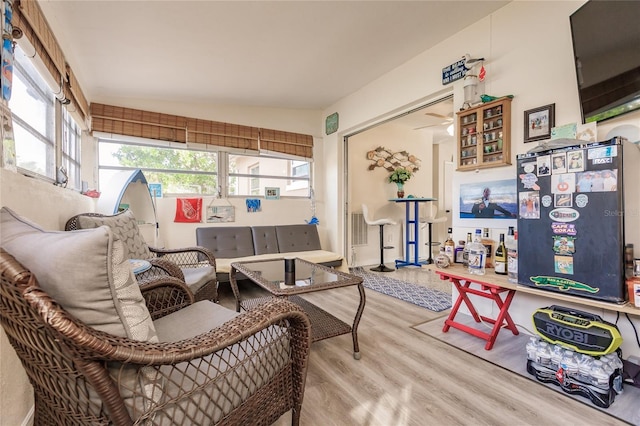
[366,146,421,172]
[174,198,203,223]
[305,188,319,224]
[246,198,261,213]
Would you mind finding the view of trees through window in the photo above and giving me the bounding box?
[99,140,311,197]
[99,141,218,194]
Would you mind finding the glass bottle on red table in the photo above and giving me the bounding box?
[467,229,486,275]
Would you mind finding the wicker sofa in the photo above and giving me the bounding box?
[0,207,311,425]
[196,224,344,283]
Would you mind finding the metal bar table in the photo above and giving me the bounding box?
[389,197,437,268]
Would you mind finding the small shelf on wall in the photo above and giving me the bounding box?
[456,97,512,171]
[97,169,159,245]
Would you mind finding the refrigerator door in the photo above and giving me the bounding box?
[516,138,627,303]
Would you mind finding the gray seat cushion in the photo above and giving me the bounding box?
[152,300,290,425]
[276,224,322,253]
[196,226,255,259]
[251,226,279,255]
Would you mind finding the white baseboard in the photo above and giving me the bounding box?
[21,405,34,426]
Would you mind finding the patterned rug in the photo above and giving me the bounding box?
[349,267,452,312]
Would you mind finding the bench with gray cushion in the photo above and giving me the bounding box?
[196,224,344,282]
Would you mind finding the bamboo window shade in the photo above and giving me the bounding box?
[13,0,89,121]
[91,103,314,158]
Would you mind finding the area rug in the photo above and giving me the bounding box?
[349,267,451,312]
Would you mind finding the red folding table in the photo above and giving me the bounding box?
[432,265,519,350]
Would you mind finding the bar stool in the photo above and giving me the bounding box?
[362,204,396,272]
[420,204,447,264]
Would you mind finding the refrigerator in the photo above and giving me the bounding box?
[516,137,640,303]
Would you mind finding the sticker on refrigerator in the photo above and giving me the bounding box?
[551,223,577,235]
[553,236,575,255]
[551,173,575,194]
[541,195,552,208]
[575,194,588,208]
[537,155,551,176]
[554,193,572,208]
[576,169,617,193]
[518,191,540,219]
[588,145,617,160]
[554,255,574,275]
[551,153,567,174]
[529,276,599,294]
[567,150,584,172]
[520,172,539,190]
[549,208,579,222]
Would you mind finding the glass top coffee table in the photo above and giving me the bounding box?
[230,257,366,359]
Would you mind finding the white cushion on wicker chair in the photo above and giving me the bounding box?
[77,209,153,260]
[0,207,157,342]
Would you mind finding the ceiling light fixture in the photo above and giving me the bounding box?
[446,124,454,136]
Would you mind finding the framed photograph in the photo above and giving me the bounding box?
[524,103,555,143]
[265,187,280,200]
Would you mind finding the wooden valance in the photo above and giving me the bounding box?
[90,103,313,158]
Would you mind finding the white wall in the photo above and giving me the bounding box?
[348,121,435,266]
[0,169,95,426]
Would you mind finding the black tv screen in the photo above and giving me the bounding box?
[570,0,640,123]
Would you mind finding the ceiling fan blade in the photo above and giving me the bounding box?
[424,112,453,121]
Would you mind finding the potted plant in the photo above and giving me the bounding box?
[389,167,412,198]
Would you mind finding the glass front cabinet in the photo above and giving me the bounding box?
[456,97,512,171]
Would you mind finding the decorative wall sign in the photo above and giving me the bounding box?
[366,146,421,172]
[265,187,280,200]
[148,183,162,198]
[174,198,202,223]
[206,205,235,223]
[325,112,339,135]
[442,58,467,85]
[246,198,261,213]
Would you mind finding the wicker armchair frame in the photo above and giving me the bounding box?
[0,248,311,425]
[65,212,218,302]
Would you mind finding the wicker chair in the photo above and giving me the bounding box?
[0,248,311,425]
[65,210,219,302]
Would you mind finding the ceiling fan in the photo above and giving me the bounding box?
[413,111,454,131]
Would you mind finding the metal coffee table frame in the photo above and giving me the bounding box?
[230,258,366,359]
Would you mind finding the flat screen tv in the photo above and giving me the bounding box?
[570,0,640,123]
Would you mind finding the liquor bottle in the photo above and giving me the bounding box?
[494,233,507,275]
[462,232,472,267]
[444,228,455,264]
[506,227,518,283]
[481,228,494,268]
[454,240,466,264]
[467,229,486,275]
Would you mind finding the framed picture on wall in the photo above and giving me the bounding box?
[524,103,555,143]
[265,187,280,200]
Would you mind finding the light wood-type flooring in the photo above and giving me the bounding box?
[218,265,627,426]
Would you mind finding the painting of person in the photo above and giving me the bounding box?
[471,187,517,218]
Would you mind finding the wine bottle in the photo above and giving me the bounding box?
[481,228,494,268]
[444,228,455,264]
[494,233,507,275]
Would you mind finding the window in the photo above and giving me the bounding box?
[249,164,260,195]
[10,45,55,179]
[98,139,218,195]
[229,154,310,197]
[61,108,81,190]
